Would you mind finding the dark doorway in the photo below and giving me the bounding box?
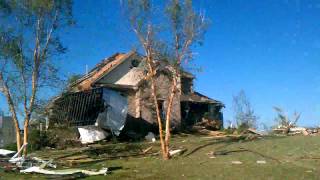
[181,102,209,127]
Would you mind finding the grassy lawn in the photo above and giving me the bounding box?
[1,134,320,179]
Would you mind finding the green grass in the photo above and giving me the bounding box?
[1,135,320,179]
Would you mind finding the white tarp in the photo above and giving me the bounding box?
[0,149,15,156]
[96,88,128,136]
[78,126,108,144]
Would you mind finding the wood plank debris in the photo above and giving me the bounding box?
[21,166,108,176]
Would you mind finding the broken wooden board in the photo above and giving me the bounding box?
[63,155,89,161]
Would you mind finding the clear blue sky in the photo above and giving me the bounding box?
[2,0,320,128]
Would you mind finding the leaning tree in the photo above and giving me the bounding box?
[0,0,74,156]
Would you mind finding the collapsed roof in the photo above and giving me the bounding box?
[69,51,223,107]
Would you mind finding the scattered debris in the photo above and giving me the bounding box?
[206,151,214,156]
[0,149,15,156]
[290,127,306,132]
[274,126,320,136]
[169,149,187,157]
[145,132,156,142]
[193,118,222,130]
[273,107,300,134]
[78,126,109,144]
[21,166,108,176]
[206,151,216,158]
[289,127,308,135]
[32,157,57,169]
[63,155,89,161]
[245,128,265,136]
[196,129,226,136]
[231,161,242,165]
[273,128,288,134]
[142,146,153,154]
[302,129,309,136]
[256,160,266,164]
[9,143,28,166]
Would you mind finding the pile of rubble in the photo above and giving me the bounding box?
[193,119,222,131]
[273,126,320,136]
[0,144,108,178]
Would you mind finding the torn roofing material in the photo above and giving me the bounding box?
[180,91,224,107]
[181,70,195,79]
[70,51,137,91]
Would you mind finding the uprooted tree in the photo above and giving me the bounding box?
[232,90,259,129]
[273,106,300,133]
[0,0,74,156]
[123,0,209,159]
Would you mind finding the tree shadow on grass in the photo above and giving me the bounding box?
[184,135,287,157]
[184,137,240,157]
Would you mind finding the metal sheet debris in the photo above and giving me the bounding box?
[96,88,128,136]
[21,166,108,176]
[78,126,108,144]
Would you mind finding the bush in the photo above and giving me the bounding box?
[4,142,17,151]
[28,129,50,152]
[26,127,85,151]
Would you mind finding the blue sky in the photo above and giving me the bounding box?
[2,0,320,127]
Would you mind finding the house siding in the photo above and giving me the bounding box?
[138,73,181,130]
[0,116,16,148]
[98,54,144,86]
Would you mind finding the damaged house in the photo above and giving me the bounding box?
[47,51,224,136]
[0,115,16,148]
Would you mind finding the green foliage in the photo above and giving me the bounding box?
[123,0,209,67]
[3,142,17,151]
[28,129,50,152]
[125,0,152,35]
[0,0,74,124]
[27,127,80,151]
[66,73,82,88]
[165,0,210,65]
[67,74,82,84]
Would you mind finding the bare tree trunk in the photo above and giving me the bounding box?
[151,77,169,159]
[7,102,22,152]
[23,116,30,156]
[0,74,22,152]
[164,76,177,158]
[12,115,21,152]
[22,20,40,156]
[132,22,171,159]
[146,55,169,160]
